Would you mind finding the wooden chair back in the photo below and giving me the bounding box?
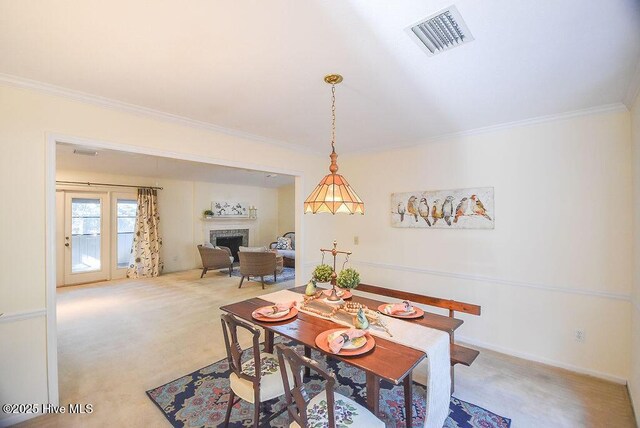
[220,313,262,385]
[275,344,337,428]
[239,251,276,276]
[357,283,481,317]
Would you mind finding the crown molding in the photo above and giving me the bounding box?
[0,73,324,156]
[0,73,632,156]
[343,102,629,155]
[623,57,640,109]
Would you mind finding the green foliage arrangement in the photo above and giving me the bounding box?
[203,209,214,217]
[313,264,333,282]
[337,268,361,289]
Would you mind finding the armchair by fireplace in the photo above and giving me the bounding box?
[269,231,295,268]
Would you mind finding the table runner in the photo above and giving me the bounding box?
[258,289,451,428]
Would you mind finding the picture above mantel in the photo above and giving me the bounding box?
[203,202,257,220]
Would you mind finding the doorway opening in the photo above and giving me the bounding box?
[45,135,304,407]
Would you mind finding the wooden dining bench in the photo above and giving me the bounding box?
[356,283,481,391]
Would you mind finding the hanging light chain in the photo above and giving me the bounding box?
[331,84,337,152]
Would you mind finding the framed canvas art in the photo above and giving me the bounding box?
[391,187,494,229]
[210,202,250,218]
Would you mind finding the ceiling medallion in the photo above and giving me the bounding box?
[304,74,364,215]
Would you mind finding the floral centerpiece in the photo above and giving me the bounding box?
[312,264,333,283]
[337,267,360,290]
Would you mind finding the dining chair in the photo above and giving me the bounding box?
[275,344,385,428]
[220,314,291,428]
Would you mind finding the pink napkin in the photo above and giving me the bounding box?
[388,300,414,315]
[329,329,366,353]
[255,302,295,316]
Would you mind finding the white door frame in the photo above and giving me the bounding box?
[45,133,306,406]
[63,192,110,285]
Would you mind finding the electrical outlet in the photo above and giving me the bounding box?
[574,329,586,343]
[353,236,359,245]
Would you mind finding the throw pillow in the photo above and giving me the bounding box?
[203,242,215,249]
[275,237,293,250]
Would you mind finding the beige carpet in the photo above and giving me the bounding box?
[17,269,637,427]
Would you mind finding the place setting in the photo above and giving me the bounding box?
[315,327,376,357]
[250,301,298,322]
[377,300,424,319]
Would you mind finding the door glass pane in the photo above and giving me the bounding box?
[117,199,137,268]
[71,198,101,273]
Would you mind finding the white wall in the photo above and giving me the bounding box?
[278,184,295,234]
[631,91,640,419]
[0,83,331,426]
[335,109,633,382]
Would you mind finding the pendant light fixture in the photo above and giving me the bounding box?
[304,74,364,215]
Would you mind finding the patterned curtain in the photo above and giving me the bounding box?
[127,188,163,278]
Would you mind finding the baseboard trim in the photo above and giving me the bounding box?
[0,308,46,324]
[348,259,631,302]
[456,334,628,385]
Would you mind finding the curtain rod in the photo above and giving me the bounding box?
[56,180,163,190]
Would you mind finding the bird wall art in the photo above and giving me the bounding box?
[391,187,494,229]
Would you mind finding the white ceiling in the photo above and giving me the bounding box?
[56,143,294,188]
[2,1,640,153]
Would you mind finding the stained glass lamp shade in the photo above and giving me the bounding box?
[304,169,365,215]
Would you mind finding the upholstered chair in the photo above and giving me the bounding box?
[238,251,283,289]
[221,314,291,427]
[269,231,295,267]
[275,344,384,428]
[197,245,233,278]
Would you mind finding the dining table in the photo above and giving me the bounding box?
[220,285,464,427]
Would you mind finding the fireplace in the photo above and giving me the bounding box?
[210,229,249,262]
[216,236,243,262]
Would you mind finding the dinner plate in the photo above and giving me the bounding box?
[315,328,376,356]
[327,330,367,350]
[251,306,298,322]
[377,304,425,319]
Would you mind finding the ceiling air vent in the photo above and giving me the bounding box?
[406,5,474,56]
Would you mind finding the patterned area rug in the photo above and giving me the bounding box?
[229,267,295,284]
[147,341,511,428]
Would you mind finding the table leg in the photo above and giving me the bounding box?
[264,330,274,353]
[304,346,311,378]
[404,373,413,427]
[365,372,380,416]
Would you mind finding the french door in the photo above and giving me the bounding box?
[110,193,138,280]
[63,193,110,285]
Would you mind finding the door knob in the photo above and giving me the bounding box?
[65,243,70,247]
